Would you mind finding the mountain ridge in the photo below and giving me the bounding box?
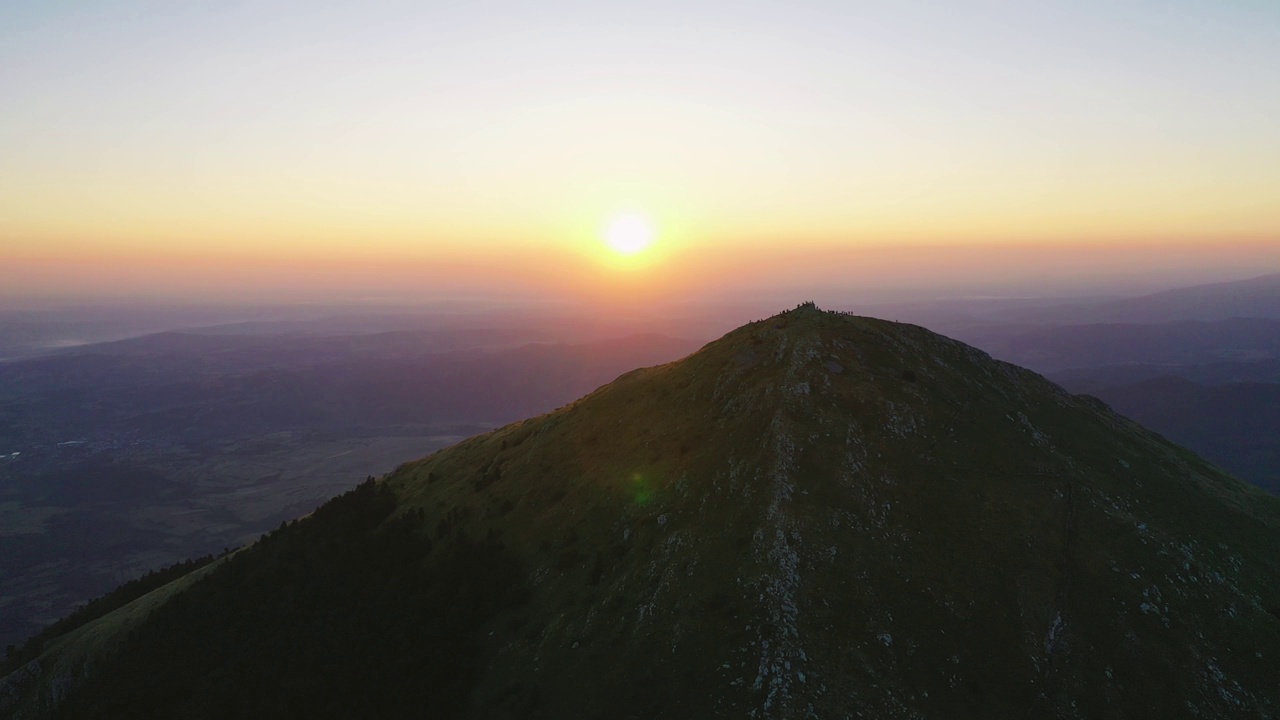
[5,304,1279,719]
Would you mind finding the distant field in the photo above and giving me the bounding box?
[0,426,484,650]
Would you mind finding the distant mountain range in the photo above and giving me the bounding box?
[859,273,1280,332]
[1050,358,1280,391]
[5,306,1277,718]
[954,317,1280,374]
[1089,273,1280,323]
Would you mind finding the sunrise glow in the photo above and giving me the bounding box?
[0,3,1276,302]
[604,215,655,256]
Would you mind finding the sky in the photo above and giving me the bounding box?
[2,0,1278,304]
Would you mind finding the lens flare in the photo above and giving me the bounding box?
[629,472,655,505]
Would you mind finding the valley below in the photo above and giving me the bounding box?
[0,424,482,649]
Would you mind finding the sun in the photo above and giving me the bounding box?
[603,214,655,255]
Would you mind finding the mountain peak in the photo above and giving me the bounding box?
[9,309,1280,719]
[389,308,1279,717]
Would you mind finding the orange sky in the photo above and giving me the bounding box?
[5,239,1276,310]
[1,2,1278,303]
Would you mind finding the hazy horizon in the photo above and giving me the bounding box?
[4,242,1276,309]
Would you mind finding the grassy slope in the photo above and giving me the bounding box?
[8,305,1280,719]
[2,559,226,717]
[387,306,1280,718]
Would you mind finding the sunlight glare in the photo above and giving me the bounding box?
[604,214,655,255]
